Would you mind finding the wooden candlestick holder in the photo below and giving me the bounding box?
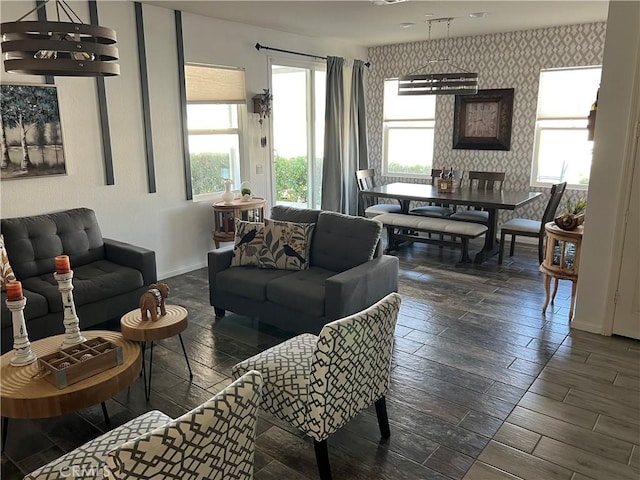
[6,297,37,366]
[54,270,87,348]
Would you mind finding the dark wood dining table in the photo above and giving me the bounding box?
[361,182,542,263]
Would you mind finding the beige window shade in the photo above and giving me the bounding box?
[185,64,246,104]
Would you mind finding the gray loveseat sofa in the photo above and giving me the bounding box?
[1,208,157,353]
[207,205,399,333]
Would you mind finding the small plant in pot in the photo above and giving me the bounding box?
[555,198,587,230]
[240,181,252,201]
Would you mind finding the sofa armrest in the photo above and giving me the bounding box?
[103,238,157,286]
[324,255,399,320]
[207,246,234,305]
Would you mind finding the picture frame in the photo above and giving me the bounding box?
[452,88,514,151]
[0,83,66,180]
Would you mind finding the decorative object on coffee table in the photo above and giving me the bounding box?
[139,282,169,322]
[121,305,193,401]
[54,255,86,348]
[5,281,37,366]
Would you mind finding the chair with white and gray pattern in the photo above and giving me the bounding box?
[232,292,402,480]
[24,371,263,480]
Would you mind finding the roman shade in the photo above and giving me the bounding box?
[185,64,246,104]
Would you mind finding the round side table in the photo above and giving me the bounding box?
[539,222,584,320]
[212,197,266,248]
[120,304,193,401]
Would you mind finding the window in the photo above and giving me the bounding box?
[185,64,246,199]
[532,66,601,188]
[382,79,436,177]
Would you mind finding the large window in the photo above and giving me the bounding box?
[532,66,601,188]
[185,64,246,199]
[382,79,436,177]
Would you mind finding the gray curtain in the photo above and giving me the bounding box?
[347,59,368,216]
[321,56,345,212]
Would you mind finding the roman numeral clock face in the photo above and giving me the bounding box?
[465,102,499,137]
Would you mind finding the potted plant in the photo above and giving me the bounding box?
[554,198,587,230]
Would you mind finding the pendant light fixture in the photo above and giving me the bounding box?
[1,0,119,77]
[398,17,478,96]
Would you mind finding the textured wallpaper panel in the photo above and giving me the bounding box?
[366,23,606,224]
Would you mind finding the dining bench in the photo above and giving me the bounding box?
[375,213,488,264]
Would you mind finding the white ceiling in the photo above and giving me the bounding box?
[143,0,609,47]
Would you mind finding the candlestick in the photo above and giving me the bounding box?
[6,281,23,301]
[6,297,37,366]
[55,255,71,274]
[54,270,86,347]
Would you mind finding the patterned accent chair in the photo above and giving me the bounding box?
[24,371,263,480]
[232,292,402,480]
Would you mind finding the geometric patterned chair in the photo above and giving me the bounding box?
[232,293,402,480]
[24,371,263,480]
[355,168,402,218]
[499,181,567,264]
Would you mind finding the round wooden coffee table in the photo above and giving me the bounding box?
[0,330,141,450]
[120,305,193,401]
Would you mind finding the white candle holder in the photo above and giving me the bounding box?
[54,270,86,348]
[6,297,37,366]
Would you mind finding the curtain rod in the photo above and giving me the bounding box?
[255,43,370,68]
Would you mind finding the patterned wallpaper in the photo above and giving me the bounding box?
[366,22,606,224]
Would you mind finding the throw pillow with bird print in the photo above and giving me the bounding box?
[258,218,315,271]
[230,219,265,267]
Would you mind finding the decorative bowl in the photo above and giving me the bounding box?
[554,213,585,231]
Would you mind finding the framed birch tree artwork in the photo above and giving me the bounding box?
[0,84,66,180]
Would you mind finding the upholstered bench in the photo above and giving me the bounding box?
[375,213,488,264]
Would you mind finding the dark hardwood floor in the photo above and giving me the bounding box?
[2,239,638,480]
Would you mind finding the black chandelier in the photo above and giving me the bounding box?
[1,0,119,77]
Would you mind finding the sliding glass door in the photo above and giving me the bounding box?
[271,62,325,209]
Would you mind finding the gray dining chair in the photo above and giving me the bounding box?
[356,169,402,218]
[410,169,463,218]
[450,171,506,224]
[499,181,567,265]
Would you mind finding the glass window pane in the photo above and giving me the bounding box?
[187,104,237,130]
[386,128,433,175]
[188,134,239,195]
[384,79,436,120]
[537,129,592,185]
[537,67,601,118]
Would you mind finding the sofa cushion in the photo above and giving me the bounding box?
[266,267,336,317]
[230,219,264,267]
[22,260,144,313]
[0,235,17,290]
[1,289,49,329]
[1,208,105,279]
[259,219,315,271]
[217,266,292,301]
[311,211,382,272]
[270,205,321,224]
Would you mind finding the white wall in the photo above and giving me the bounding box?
[573,1,640,334]
[0,1,366,279]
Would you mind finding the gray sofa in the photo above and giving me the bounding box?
[1,208,157,353]
[208,205,399,333]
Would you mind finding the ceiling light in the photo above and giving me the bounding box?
[469,12,490,18]
[423,13,435,17]
[400,22,415,28]
[371,0,409,6]
[1,0,119,77]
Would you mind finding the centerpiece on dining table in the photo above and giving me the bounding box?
[436,167,458,193]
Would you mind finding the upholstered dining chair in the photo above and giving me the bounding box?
[25,371,263,480]
[499,181,567,265]
[355,168,402,217]
[410,168,464,218]
[450,170,506,224]
[232,292,402,480]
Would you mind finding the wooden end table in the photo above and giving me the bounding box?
[0,330,141,451]
[120,304,193,401]
[212,197,266,248]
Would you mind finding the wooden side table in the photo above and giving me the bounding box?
[120,305,193,401]
[1,331,141,450]
[212,197,266,248]
[539,222,584,319]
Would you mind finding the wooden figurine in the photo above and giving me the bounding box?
[139,283,170,321]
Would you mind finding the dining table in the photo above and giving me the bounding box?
[361,182,542,263]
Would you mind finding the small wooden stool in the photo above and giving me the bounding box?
[121,305,193,401]
[539,222,584,320]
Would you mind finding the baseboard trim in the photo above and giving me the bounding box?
[159,260,207,281]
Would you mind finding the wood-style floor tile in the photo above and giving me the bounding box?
[516,392,598,429]
[493,422,541,454]
[464,461,523,479]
